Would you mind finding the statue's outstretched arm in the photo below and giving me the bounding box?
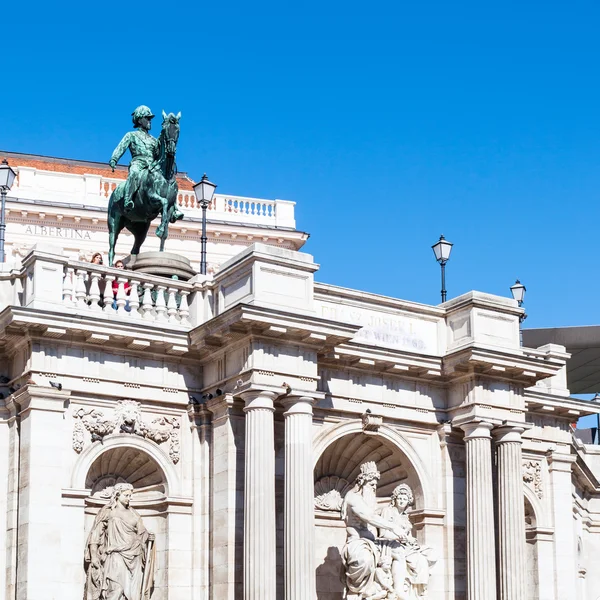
[348,495,401,535]
[109,133,132,171]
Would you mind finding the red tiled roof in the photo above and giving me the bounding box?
[0,151,196,191]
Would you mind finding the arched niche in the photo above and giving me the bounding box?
[314,432,423,508]
[313,420,434,508]
[313,426,432,600]
[71,434,180,498]
[85,446,167,504]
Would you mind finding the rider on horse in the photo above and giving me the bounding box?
[109,105,158,213]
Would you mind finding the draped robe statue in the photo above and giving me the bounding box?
[84,483,155,600]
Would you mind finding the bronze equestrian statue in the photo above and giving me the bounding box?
[107,105,183,266]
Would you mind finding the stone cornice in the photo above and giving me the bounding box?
[188,303,360,353]
[525,390,600,420]
[442,290,523,318]
[320,342,443,380]
[0,306,195,358]
[443,343,566,385]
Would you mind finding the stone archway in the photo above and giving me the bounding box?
[313,430,429,600]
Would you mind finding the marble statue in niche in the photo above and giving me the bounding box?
[379,484,436,599]
[84,483,155,600]
[341,462,436,600]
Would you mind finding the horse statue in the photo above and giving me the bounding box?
[107,107,183,266]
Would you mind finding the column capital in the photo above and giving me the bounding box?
[241,389,278,412]
[458,419,494,440]
[493,421,529,444]
[281,394,316,416]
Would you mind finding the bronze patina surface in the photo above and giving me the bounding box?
[107,106,183,266]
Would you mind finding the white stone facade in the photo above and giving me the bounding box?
[0,153,599,599]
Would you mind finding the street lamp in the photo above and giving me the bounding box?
[0,159,16,263]
[510,279,527,346]
[193,173,217,275]
[432,234,453,302]
[510,279,527,323]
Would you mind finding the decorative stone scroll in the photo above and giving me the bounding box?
[72,399,181,463]
[523,460,543,498]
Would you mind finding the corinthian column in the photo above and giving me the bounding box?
[282,396,316,600]
[242,391,277,600]
[460,421,497,600]
[494,425,527,600]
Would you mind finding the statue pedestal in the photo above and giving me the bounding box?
[125,252,196,281]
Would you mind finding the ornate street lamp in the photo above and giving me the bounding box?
[510,279,527,323]
[193,174,217,275]
[0,159,16,263]
[510,279,527,346]
[431,234,453,302]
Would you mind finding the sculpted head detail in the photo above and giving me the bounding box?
[391,483,414,511]
[111,482,134,508]
[356,461,380,491]
[132,105,155,131]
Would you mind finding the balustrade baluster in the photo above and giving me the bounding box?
[103,275,115,313]
[179,291,190,325]
[129,280,140,316]
[167,287,178,323]
[116,277,128,312]
[141,283,154,320]
[155,285,168,322]
[88,272,103,311]
[63,267,75,306]
[74,270,88,308]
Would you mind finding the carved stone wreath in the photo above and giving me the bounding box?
[72,399,181,463]
[523,460,543,499]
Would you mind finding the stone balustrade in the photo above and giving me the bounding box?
[0,247,199,328]
[8,166,297,229]
[66,174,297,228]
[62,262,194,325]
[175,191,295,228]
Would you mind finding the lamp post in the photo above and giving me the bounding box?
[510,279,527,322]
[0,159,16,264]
[510,279,527,345]
[193,173,217,275]
[431,234,453,303]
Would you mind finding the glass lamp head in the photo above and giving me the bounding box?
[0,159,16,192]
[510,279,526,305]
[193,173,217,206]
[432,234,453,264]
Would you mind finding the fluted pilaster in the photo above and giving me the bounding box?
[282,396,316,600]
[243,391,277,600]
[494,426,526,600]
[461,421,497,600]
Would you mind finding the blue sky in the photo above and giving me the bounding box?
[4,0,600,331]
